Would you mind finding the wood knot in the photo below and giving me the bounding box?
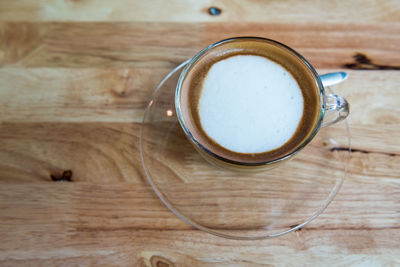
[208,7,222,16]
[150,255,175,267]
[111,86,131,98]
[50,170,73,182]
[344,53,400,70]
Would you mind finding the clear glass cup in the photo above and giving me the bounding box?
[175,37,349,171]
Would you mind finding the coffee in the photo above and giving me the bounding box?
[178,38,321,164]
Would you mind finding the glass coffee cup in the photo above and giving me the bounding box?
[175,37,349,171]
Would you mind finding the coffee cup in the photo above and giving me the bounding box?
[175,37,349,171]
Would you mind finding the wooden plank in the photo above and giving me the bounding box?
[1,22,400,69]
[0,122,398,184]
[0,0,399,23]
[0,178,398,231]
[0,227,398,265]
[1,68,399,123]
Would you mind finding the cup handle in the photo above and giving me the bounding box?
[322,94,350,127]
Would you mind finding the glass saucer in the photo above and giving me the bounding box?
[140,61,351,240]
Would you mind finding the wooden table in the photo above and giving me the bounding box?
[1,1,399,265]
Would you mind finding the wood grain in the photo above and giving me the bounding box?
[1,22,400,69]
[1,0,400,265]
[1,68,399,124]
[0,121,398,180]
[1,227,399,266]
[0,0,399,23]
[0,67,168,122]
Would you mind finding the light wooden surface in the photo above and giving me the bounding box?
[1,0,400,266]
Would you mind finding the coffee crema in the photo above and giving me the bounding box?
[179,38,321,164]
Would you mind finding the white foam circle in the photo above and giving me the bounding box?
[198,55,304,154]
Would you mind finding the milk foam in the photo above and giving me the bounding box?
[198,55,304,153]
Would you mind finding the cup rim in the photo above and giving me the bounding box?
[175,36,326,166]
